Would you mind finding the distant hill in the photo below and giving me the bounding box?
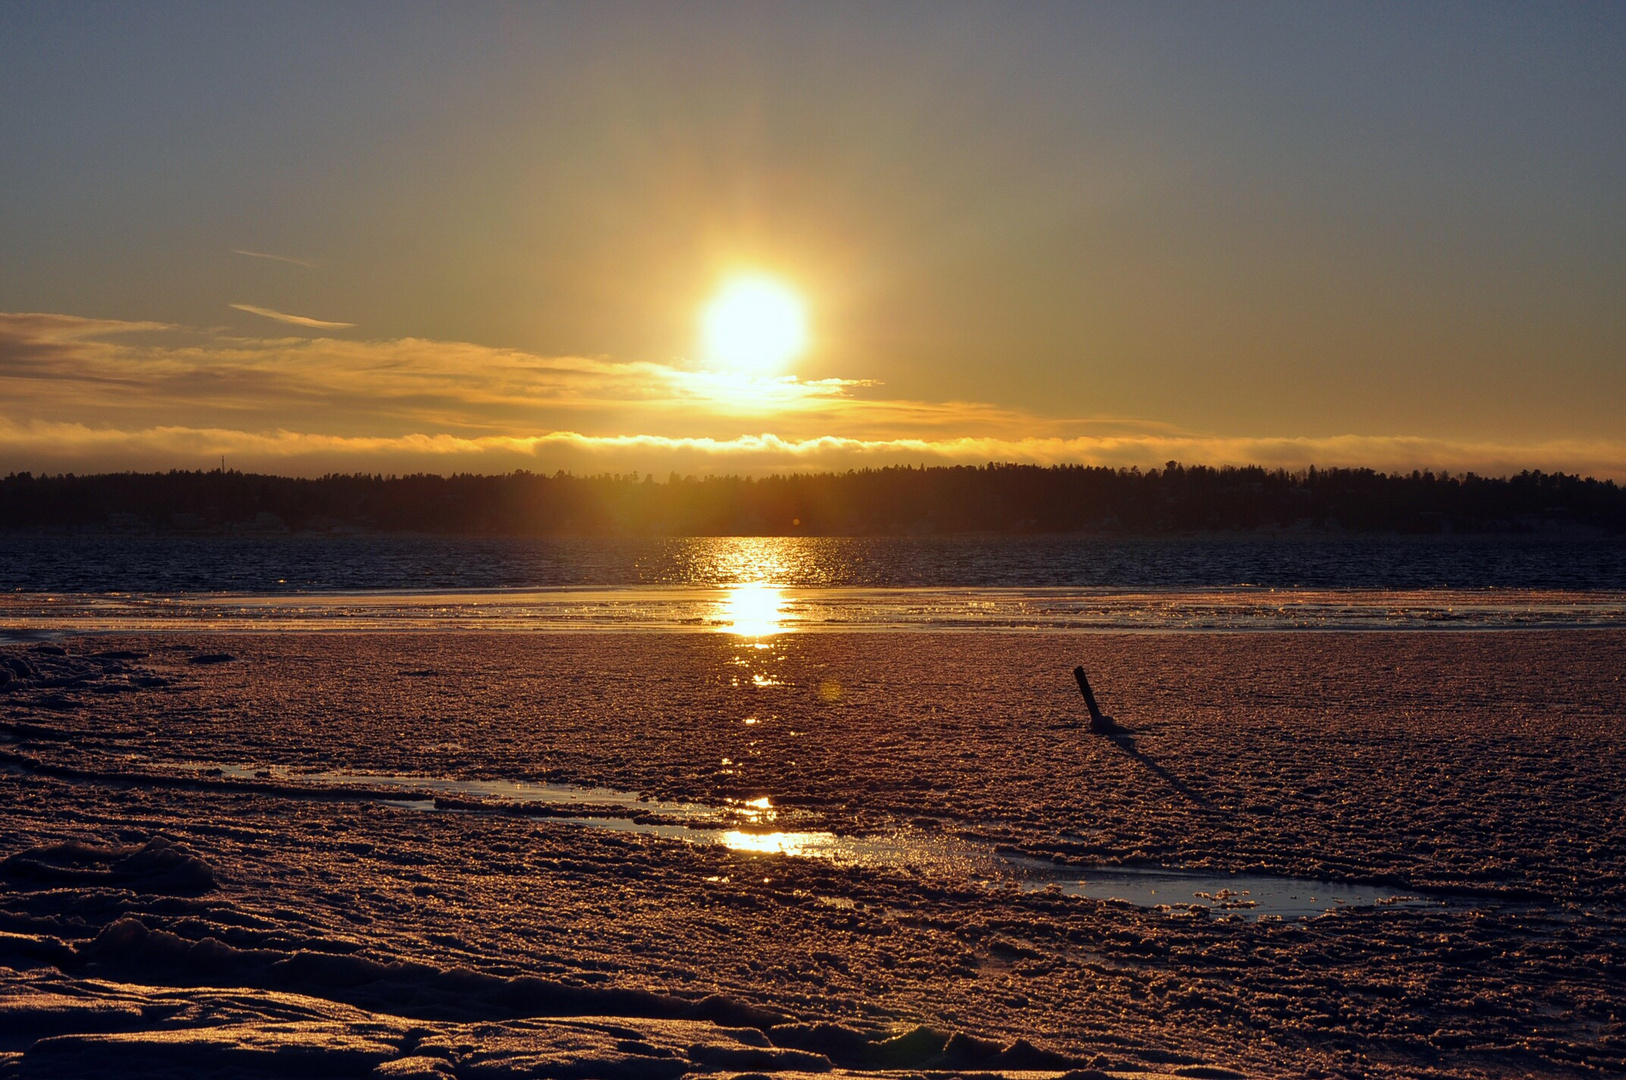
[1,464,1622,536]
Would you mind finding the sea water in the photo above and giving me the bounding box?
[5,533,1626,593]
[0,534,1622,634]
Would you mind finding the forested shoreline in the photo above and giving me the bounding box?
[2,464,1622,536]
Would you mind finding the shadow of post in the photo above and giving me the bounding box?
[1072,664,1217,813]
[1100,728,1216,811]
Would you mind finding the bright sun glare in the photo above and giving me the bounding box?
[718,583,787,637]
[700,276,808,373]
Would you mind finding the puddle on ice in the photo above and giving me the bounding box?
[177,762,945,873]
[192,762,706,817]
[1006,857,1436,920]
[174,761,1440,920]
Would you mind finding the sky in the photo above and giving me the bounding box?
[2,2,1623,478]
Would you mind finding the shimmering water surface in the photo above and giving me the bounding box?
[2,534,1622,633]
[6,534,1626,592]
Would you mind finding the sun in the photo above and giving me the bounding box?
[700,275,808,373]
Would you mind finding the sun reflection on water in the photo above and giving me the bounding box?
[728,795,778,824]
[718,583,787,637]
[719,830,830,856]
[688,536,802,585]
[696,537,811,637]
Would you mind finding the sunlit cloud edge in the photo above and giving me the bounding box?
[3,419,1624,481]
[5,311,1625,479]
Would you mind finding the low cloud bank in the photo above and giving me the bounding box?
[3,312,1623,479]
[3,418,1623,481]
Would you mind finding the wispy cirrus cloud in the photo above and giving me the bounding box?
[229,304,355,330]
[230,249,317,269]
[2,311,1623,478]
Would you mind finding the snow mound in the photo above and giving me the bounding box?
[1,837,216,896]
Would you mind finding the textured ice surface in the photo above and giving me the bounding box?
[1,631,1623,1078]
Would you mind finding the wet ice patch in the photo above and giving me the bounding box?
[190,762,709,818]
[7,584,1626,633]
[1005,857,1435,920]
[175,761,962,874]
[161,761,1441,918]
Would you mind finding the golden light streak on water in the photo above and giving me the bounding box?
[718,830,828,856]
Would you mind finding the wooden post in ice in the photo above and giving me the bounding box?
[1073,665,1115,734]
